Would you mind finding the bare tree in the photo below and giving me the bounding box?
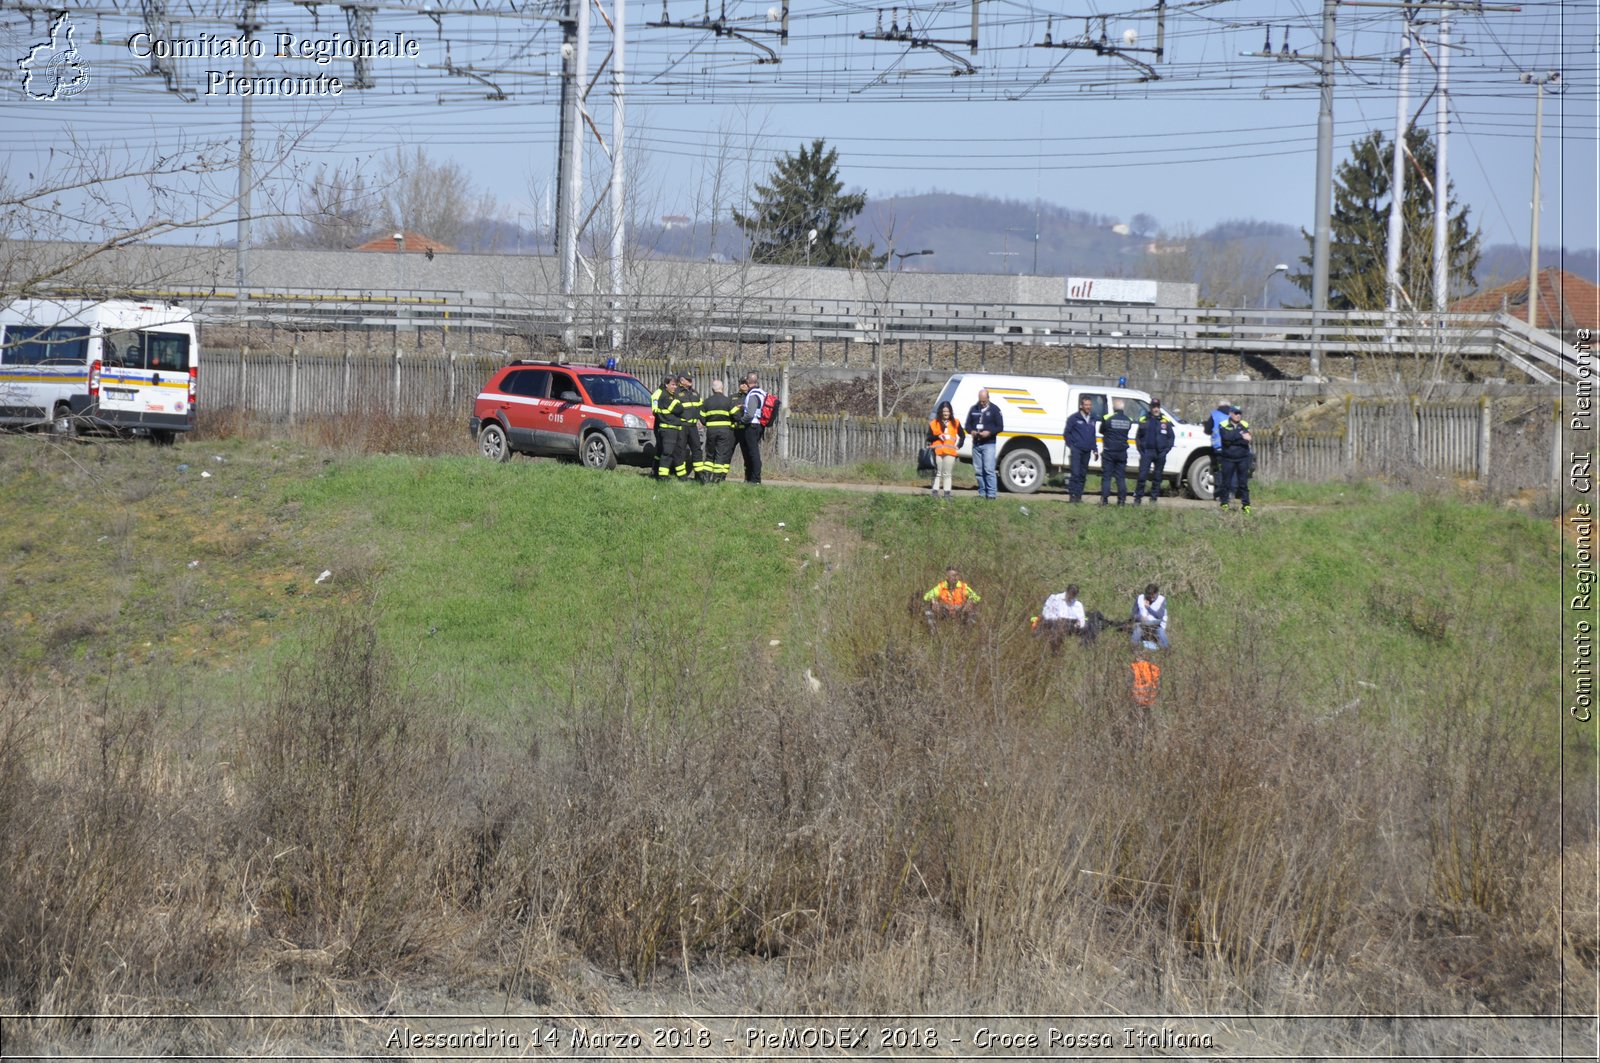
[262,162,382,250]
[1,129,306,304]
[381,147,499,249]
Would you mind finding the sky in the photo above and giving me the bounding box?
[2,0,1595,264]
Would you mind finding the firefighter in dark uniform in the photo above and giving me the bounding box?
[650,376,670,467]
[699,379,738,483]
[675,373,704,481]
[1098,400,1134,505]
[1216,405,1254,512]
[653,377,686,479]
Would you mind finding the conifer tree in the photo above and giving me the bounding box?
[732,139,881,267]
[1292,127,1480,310]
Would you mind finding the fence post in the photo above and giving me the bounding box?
[1552,398,1565,495]
[240,345,249,412]
[288,346,299,427]
[779,363,790,462]
[343,352,351,413]
[1478,395,1492,482]
[836,415,849,466]
[393,352,402,411]
[448,352,457,410]
[1344,395,1355,466]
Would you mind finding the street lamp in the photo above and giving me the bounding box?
[805,228,818,267]
[894,248,935,271]
[1262,263,1288,310]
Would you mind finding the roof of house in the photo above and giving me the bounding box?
[1452,267,1599,332]
[353,231,455,254]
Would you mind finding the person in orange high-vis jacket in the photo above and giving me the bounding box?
[1130,653,1161,710]
[926,400,966,499]
[924,566,981,624]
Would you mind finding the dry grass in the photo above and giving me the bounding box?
[0,587,1586,1054]
[195,405,471,457]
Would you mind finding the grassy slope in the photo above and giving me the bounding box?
[844,486,1560,715]
[0,436,1562,722]
[285,455,832,714]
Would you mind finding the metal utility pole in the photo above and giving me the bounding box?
[1525,71,1560,329]
[556,0,581,312]
[609,0,626,349]
[235,0,258,312]
[1385,19,1411,313]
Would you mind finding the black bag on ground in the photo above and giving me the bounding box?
[916,446,936,472]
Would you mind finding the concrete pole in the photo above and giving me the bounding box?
[1432,11,1450,313]
[1310,0,1337,377]
[1527,74,1552,329]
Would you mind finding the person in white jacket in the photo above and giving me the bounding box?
[1131,583,1169,650]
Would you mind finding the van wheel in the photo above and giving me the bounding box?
[1186,454,1216,500]
[478,422,512,463]
[999,446,1047,494]
[51,404,76,438]
[580,431,616,470]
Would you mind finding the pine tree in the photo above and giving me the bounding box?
[732,139,881,267]
[1292,127,1481,310]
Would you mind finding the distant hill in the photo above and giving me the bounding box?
[492,190,1598,304]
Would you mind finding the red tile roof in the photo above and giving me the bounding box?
[353,231,454,254]
[1452,267,1599,332]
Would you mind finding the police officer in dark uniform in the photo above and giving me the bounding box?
[653,377,686,479]
[698,379,738,483]
[1098,399,1134,505]
[1133,399,1176,503]
[1216,405,1254,512]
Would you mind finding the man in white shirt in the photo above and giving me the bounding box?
[1036,584,1088,651]
[1131,583,1169,649]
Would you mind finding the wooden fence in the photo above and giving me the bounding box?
[779,399,1539,490]
[198,349,1554,490]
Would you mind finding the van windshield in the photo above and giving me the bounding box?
[934,376,962,418]
[2,326,89,366]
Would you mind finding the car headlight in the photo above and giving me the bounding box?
[622,413,646,429]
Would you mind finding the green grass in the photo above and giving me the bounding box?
[0,435,1565,725]
[844,487,1561,716]
[284,454,833,714]
[0,431,1585,1040]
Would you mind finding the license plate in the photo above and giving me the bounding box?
[105,388,135,401]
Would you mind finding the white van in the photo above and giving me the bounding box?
[0,299,199,442]
[934,373,1216,498]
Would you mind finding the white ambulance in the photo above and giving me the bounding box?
[933,373,1216,498]
[0,299,199,442]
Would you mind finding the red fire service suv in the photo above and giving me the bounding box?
[470,360,656,469]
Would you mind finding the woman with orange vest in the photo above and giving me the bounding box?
[927,401,966,499]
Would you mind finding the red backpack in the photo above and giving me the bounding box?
[757,391,782,428]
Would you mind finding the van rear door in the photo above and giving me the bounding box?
[99,330,192,429]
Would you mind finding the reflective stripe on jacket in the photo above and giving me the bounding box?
[700,393,737,428]
[924,580,980,607]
